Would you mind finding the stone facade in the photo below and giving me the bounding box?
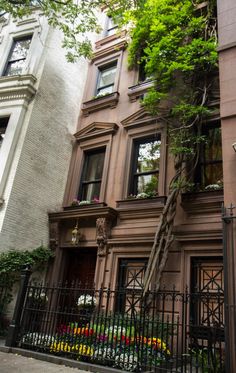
[48,5,224,299]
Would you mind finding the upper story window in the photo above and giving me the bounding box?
[105,17,118,36]
[130,136,161,196]
[96,62,117,96]
[79,148,105,201]
[0,117,9,148]
[195,122,222,189]
[3,35,32,76]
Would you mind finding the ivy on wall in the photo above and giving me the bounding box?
[0,246,53,333]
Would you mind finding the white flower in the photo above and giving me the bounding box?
[21,332,54,347]
[115,352,138,371]
[28,289,48,302]
[93,347,115,360]
[77,294,96,306]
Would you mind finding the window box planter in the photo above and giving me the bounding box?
[82,92,119,116]
[116,196,166,210]
[64,202,107,211]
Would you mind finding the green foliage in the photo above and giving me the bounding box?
[0,0,143,61]
[0,246,53,333]
[124,0,218,191]
[0,246,53,280]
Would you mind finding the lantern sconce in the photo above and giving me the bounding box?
[71,220,80,245]
[232,142,236,153]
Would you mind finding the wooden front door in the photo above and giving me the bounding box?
[64,248,97,288]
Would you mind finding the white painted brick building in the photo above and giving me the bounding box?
[0,11,89,250]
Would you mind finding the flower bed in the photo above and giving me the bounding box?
[21,322,171,372]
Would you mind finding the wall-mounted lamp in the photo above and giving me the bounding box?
[71,220,80,245]
[232,142,236,153]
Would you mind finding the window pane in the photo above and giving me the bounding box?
[9,38,31,61]
[136,173,159,194]
[97,85,113,95]
[82,182,101,201]
[84,152,105,181]
[98,64,117,89]
[0,117,9,147]
[137,140,161,173]
[80,149,105,201]
[106,17,118,36]
[204,127,222,162]
[5,60,26,76]
[201,163,223,186]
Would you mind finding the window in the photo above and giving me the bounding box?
[79,148,105,201]
[195,122,222,188]
[190,257,224,328]
[3,35,32,76]
[96,62,117,96]
[105,17,118,36]
[130,136,161,196]
[0,117,9,147]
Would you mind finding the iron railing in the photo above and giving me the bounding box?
[0,275,11,334]
[13,283,225,372]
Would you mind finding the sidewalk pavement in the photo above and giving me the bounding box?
[0,351,88,373]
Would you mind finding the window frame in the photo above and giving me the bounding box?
[95,60,118,96]
[129,134,162,196]
[78,147,106,201]
[3,35,33,77]
[0,117,10,148]
[195,121,222,188]
[105,16,118,37]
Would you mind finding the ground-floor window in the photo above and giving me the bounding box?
[190,256,224,339]
[116,258,147,312]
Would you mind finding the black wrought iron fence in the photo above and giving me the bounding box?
[0,275,11,334]
[11,283,225,372]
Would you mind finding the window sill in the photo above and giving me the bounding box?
[128,80,154,102]
[0,74,37,103]
[82,92,119,116]
[181,189,223,214]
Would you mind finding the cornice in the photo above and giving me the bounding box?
[0,74,37,104]
[48,206,118,222]
[121,107,162,130]
[92,40,127,61]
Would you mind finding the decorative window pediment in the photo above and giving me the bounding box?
[121,108,160,130]
[74,122,118,142]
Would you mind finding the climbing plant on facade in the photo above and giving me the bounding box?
[125,0,218,292]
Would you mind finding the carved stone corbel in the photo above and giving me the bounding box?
[96,217,111,256]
